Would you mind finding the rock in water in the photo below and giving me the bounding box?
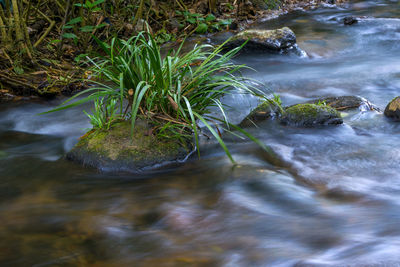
[344,16,358,25]
[307,95,378,111]
[384,97,400,121]
[239,101,280,127]
[228,27,297,51]
[280,104,343,127]
[66,121,194,172]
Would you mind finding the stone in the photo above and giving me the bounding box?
[66,121,194,172]
[344,16,358,25]
[384,96,400,121]
[308,96,368,111]
[228,27,297,51]
[239,101,280,127]
[280,104,343,127]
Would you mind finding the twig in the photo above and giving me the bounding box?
[34,20,55,47]
[0,49,13,65]
[0,72,36,89]
[57,0,71,56]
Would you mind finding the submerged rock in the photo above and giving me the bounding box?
[66,121,194,172]
[384,96,400,121]
[239,101,280,127]
[344,16,358,25]
[280,104,343,127]
[228,27,297,51]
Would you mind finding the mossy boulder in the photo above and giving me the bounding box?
[307,96,373,111]
[280,104,343,127]
[239,101,280,127]
[384,96,400,121]
[66,121,194,172]
[228,27,297,51]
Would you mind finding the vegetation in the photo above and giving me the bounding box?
[45,32,272,163]
[0,0,285,97]
[0,0,324,164]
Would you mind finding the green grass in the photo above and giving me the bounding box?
[45,32,274,163]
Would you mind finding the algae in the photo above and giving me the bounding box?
[239,101,279,127]
[281,103,342,126]
[68,121,193,171]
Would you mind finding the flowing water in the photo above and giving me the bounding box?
[1,0,400,266]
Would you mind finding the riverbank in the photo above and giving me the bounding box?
[0,0,348,102]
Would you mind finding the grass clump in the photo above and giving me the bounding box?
[46,32,272,163]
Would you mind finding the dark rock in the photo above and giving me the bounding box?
[66,121,194,172]
[384,96,400,121]
[307,96,371,111]
[344,16,358,25]
[280,104,343,127]
[239,101,280,127]
[326,0,335,4]
[227,27,297,51]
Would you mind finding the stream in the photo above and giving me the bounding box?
[1,0,400,266]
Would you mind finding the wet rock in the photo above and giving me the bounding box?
[384,96,400,121]
[344,16,358,25]
[307,96,375,111]
[280,104,343,127]
[228,27,297,51]
[239,101,280,127]
[66,121,194,172]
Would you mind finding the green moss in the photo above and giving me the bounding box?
[281,103,342,126]
[252,101,273,113]
[74,121,193,165]
[285,103,339,116]
[234,27,292,41]
[238,101,277,127]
